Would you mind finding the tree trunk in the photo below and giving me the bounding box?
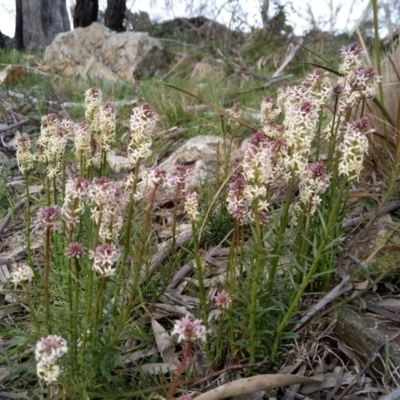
[15,0,24,50]
[16,0,70,50]
[104,0,126,32]
[261,0,270,28]
[0,31,6,50]
[73,0,98,28]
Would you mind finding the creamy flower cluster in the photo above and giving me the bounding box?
[214,290,231,309]
[63,176,126,276]
[144,167,168,188]
[339,42,365,76]
[172,314,206,343]
[99,103,117,151]
[65,242,86,259]
[10,263,34,287]
[74,88,117,172]
[62,176,90,231]
[184,191,200,222]
[337,43,379,111]
[37,114,69,178]
[16,134,34,173]
[226,42,378,226]
[73,120,103,171]
[341,66,379,109]
[89,243,120,276]
[89,177,127,242]
[37,205,62,233]
[303,69,332,112]
[242,132,273,216]
[225,102,242,129]
[228,131,285,224]
[170,164,193,189]
[282,98,318,176]
[85,87,102,131]
[226,177,252,223]
[127,103,158,165]
[292,162,330,221]
[35,335,68,383]
[339,117,370,180]
[261,97,281,125]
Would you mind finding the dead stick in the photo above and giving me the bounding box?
[0,198,26,237]
[192,356,269,387]
[342,200,400,229]
[336,330,400,400]
[0,119,29,133]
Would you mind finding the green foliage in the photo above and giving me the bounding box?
[0,158,16,218]
[3,14,400,396]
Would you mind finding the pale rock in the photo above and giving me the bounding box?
[190,62,224,81]
[107,150,130,173]
[44,23,168,82]
[81,57,121,83]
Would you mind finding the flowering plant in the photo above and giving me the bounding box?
[6,37,383,398]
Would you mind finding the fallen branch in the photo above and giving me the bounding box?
[194,374,321,400]
[0,198,26,238]
[379,387,400,400]
[342,200,400,229]
[0,119,29,134]
[293,275,353,332]
[148,227,193,277]
[336,329,400,400]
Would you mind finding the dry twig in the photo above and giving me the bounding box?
[336,330,400,400]
[194,374,321,400]
[293,275,353,332]
[0,119,29,134]
[0,198,26,238]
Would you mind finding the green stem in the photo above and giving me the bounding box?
[372,0,383,105]
[228,221,239,358]
[62,155,66,204]
[73,258,81,368]
[297,204,312,281]
[264,176,295,311]
[89,276,108,388]
[23,172,33,270]
[270,178,347,360]
[44,227,52,334]
[326,94,340,165]
[249,201,264,362]
[80,208,102,363]
[192,221,212,362]
[52,175,57,205]
[108,184,158,349]
[372,0,387,142]
[150,185,182,305]
[314,110,324,162]
[100,150,107,177]
[67,257,73,337]
[215,310,225,368]
[92,277,107,345]
[45,176,51,206]
[21,283,40,336]
[122,160,140,263]
[80,268,93,364]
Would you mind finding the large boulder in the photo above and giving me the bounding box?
[43,23,168,82]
